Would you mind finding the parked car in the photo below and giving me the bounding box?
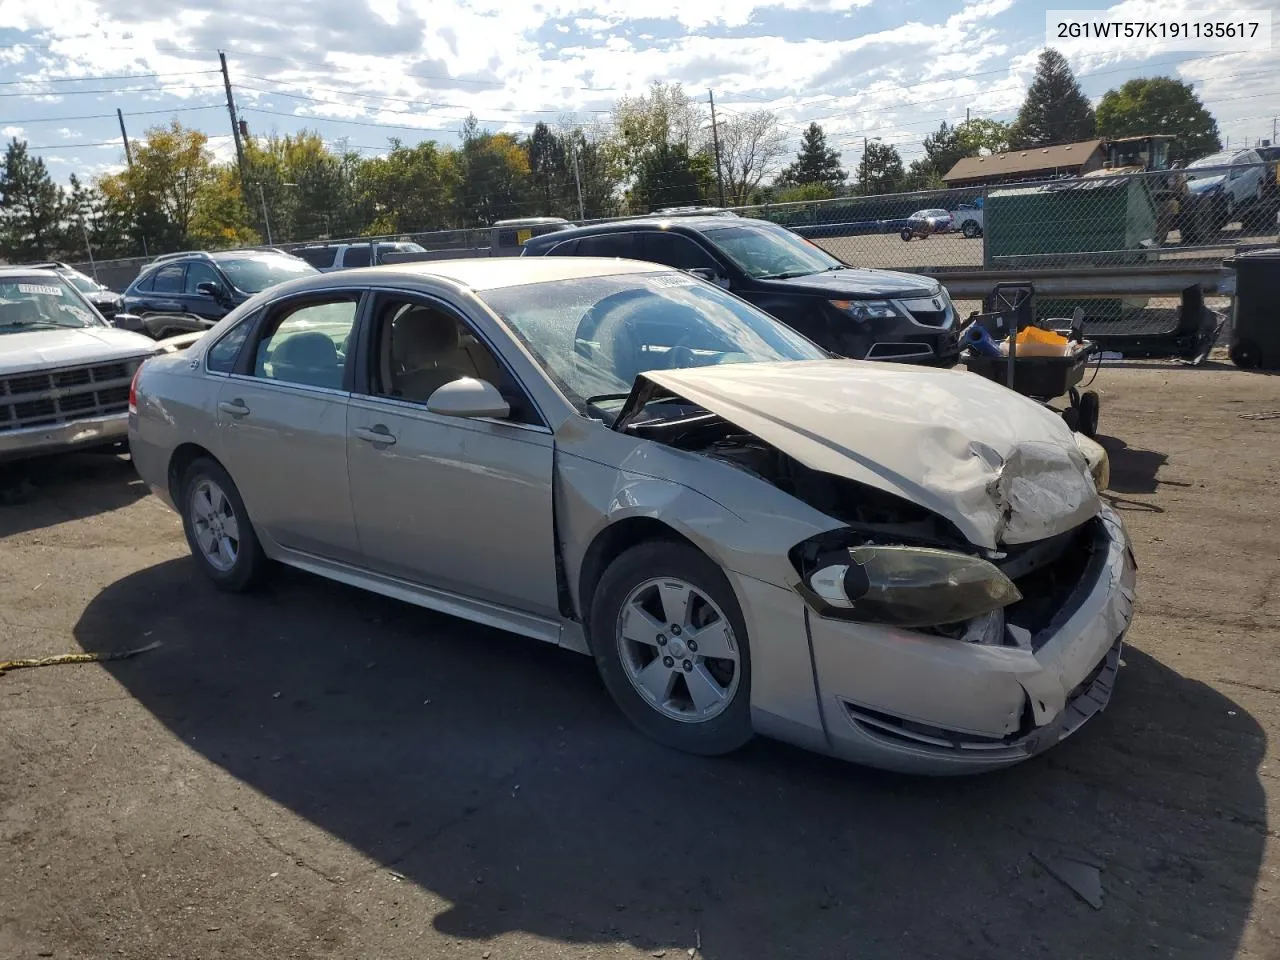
[292,241,427,272]
[522,216,960,365]
[129,257,1134,775]
[901,209,954,240]
[950,202,984,239]
[28,261,124,319]
[1184,149,1267,227]
[122,249,317,339]
[1,266,159,461]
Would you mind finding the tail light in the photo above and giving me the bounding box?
[128,363,142,415]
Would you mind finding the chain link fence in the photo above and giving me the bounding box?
[70,160,1277,341]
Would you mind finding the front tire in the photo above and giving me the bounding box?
[179,457,267,591]
[900,228,913,242]
[589,541,753,756]
[962,220,980,239]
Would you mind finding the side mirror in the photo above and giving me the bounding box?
[111,312,145,333]
[426,377,510,420]
[686,267,729,289]
[196,281,224,299]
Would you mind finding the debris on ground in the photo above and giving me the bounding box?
[1032,852,1104,909]
[1239,411,1280,421]
[0,640,162,677]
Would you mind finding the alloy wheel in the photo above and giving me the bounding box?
[189,477,241,573]
[616,577,741,723]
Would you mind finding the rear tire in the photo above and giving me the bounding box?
[1078,390,1100,438]
[962,220,980,239]
[179,457,267,591]
[589,541,753,756]
[900,228,913,242]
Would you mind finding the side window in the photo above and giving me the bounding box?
[342,246,371,268]
[636,232,722,271]
[252,297,360,389]
[577,233,636,258]
[152,264,186,294]
[206,319,253,373]
[296,247,337,269]
[133,270,156,292]
[185,261,223,294]
[370,296,542,426]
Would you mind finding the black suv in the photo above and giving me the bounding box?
[522,216,959,364]
[121,249,317,339]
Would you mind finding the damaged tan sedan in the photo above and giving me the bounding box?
[128,258,1135,775]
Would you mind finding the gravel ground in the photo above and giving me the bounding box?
[1,359,1279,960]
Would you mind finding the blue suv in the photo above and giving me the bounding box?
[121,249,317,339]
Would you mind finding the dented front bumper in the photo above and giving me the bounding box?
[743,505,1136,775]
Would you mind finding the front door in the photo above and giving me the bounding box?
[345,292,559,617]
[214,292,364,561]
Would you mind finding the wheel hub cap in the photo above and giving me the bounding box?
[616,577,740,724]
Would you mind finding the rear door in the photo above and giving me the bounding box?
[135,262,187,313]
[213,290,366,562]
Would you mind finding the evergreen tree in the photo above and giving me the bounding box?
[1010,49,1096,148]
[857,140,905,194]
[0,138,68,261]
[777,123,846,189]
[631,142,703,211]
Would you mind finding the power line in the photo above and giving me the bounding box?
[240,105,531,134]
[240,75,613,115]
[224,47,623,92]
[236,85,574,125]
[0,70,220,87]
[22,139,120,150]
[0,82,225,99]
[0,103,227,125]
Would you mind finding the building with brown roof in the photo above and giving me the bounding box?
[942,139,1105,187]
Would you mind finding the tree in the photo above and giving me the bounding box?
[910,117,1013,184]
[0,138,68,261]
[458,119,532,226]
[359,138,461,234]
[719,110,787,206]
[527,121,571,217]
[1010,49,1095,148]
[565,124,623,218]
[98,120,254,250]
[612,82,707,172]
[1096,77,1221,163]
[777,122,846,190]
[631,142,704,212]
[858,140,905,194]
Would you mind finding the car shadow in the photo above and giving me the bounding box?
[79,560,1267,959]
[0,452,149,537]
[1097,434,1171,497]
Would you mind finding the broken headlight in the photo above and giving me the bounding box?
[802,544,1022,628]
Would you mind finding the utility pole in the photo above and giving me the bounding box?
[708,89,727,208]
[570,142,586,221]
[116,109,133,167]
[966,107,971,124]
[219,51,247,181]
[81,220,98,281]
[862,136,868,193]
[257,183,272,245]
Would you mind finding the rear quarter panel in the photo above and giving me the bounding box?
[129,351,225,508]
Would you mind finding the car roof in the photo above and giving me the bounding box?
[527,215,766,246]
[295,257,671,292]
[0,266,63,279]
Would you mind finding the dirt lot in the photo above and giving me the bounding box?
[2,360,1279,960]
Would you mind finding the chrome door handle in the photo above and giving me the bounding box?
[354,425,396,445]
[219,399,250,418]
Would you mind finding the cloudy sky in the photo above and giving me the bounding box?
[0,0,1276,183]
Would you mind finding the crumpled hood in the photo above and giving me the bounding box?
[759,267,939,299]
[0,326,157,375]
[640,359,1100,549]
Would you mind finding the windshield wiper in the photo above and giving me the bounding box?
[758,270,817,280]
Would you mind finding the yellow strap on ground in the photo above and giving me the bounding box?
[0,641,162,677]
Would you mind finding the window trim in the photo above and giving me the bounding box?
[229,289,369,392]
[203,308,262,377]
[150,262,188,295]
[634,230,728,273]
[351,287,549,431]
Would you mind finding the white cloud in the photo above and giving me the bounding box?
[2,126,25,138]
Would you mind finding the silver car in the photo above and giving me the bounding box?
[129,258,1136,775]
